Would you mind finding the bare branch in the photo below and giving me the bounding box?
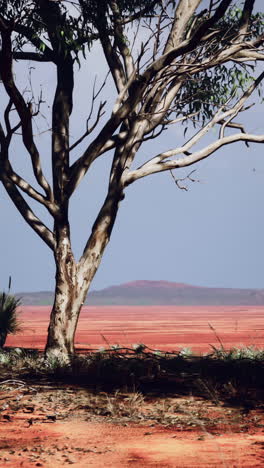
[238,0,255,36]
[121,1,159,25]
[95,131,128,155]
[0,27,53,200]
[0,122,5,145]
[125,132,264,184]
[4,99,13,135]
[1,173,55,250]
[4,163,58,216]
[218,119,250,147]
[69,72,109,154]
[70,101,106,152]
[232,49,264,62]
[0,106,57,215]
[13,52,52,62]
[95,8,127,93]
[162,112,200,126]
[109,1,135,79]
[67,77,146,196]
[170,169,198,191]
[142,0,233,82]
[112,69,137,114]
[163,0,202,53]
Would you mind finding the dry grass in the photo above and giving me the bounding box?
[0,344,263,412]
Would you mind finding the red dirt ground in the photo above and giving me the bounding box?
[1,415,264,467]
[6,305,264,352]
[0,382,264,468]
[2,305,264,467]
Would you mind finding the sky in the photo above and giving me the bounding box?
[1,1,264,294]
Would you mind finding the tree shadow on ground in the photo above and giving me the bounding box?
[1,346,263,411]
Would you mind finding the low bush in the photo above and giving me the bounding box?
[0,291,22,347]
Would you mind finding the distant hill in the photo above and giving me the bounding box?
[17,280,264,306]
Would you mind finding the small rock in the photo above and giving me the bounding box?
[3,415,11,422]
[24,406,35,413]
[46,415,56,422]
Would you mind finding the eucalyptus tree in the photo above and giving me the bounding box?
[0,0,263,360]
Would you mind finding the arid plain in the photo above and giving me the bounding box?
[2,305,264,467]
[6,305,264,352]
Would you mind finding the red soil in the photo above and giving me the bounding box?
[1,415,264,467]
[6,305,264,352]
[2,305,264,467]
[0,387,264,468]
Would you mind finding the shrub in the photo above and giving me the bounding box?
[0,292,22,347]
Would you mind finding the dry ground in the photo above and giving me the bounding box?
[2,305,264,467]
[0,380,264,467]
[6,305,264,352]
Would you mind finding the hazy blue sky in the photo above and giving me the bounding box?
[1,1,264,293]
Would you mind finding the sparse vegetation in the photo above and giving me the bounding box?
[0,343,263,465]
[210,344,264,361]
[0,344,263,411]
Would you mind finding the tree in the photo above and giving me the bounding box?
[0,0,263,360]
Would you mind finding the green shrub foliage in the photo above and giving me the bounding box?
[0,292,21,347]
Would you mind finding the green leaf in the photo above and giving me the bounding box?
[39,42,46,53]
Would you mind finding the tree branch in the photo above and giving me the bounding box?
[0,27,53,200]
[142,0,233,82]
[70,101,106,152]
[217,119,250,147]
[95,7,127,93]
[109,1,135,80]
[0,172,55,250]
[125,69,264,184]
[121,1,159,25]
[238,0,255,36]
[66,0,262,197]
[13,52,52,62]
[4,163,58,216]
[125,132,264,184]
[12,22,55,62]
[163,0,202,53]
[0,122,6,146]
[66,76,146,196]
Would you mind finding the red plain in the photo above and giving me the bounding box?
[6,305,264,352]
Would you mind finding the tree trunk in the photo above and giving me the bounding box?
[44,227,109,361]
[45,272,88,361]
[45,183,123,361]
[45,246,90,361]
